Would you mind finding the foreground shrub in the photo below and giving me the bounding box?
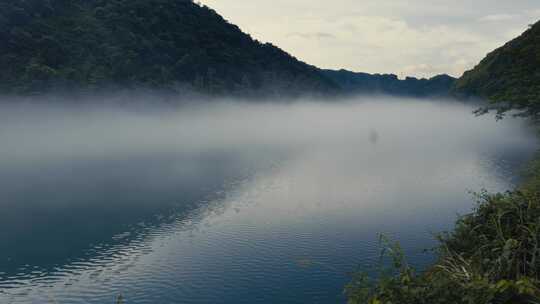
[346,188,540,304]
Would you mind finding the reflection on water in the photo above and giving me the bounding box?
[0,97,537,303]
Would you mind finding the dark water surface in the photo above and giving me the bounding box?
[0,98,537,304]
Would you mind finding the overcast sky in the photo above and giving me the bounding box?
[199,0,540,78]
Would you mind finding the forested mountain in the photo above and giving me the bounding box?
[454,20,540,118]
[323,69,456,97]
[0,0,337,96]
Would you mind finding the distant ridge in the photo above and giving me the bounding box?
[322,69,456,97]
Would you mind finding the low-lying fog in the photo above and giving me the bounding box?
[0,96,537,304]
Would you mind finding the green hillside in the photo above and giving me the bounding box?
[0,0,337,96]
[454,20,540,118]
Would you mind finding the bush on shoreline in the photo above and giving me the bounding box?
[346,172,540,304]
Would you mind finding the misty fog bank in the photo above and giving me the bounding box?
[0,95,510,163]
[0,95,538,303]
[1,96,535,216]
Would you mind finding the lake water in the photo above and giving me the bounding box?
[0,97,537,304]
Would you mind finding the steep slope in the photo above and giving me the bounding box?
[323,69,455,97]
[0,0,337,96]
[454,20,540,117]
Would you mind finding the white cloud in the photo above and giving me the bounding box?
[478,14,518,22]
[527,9,540,19]
[200,0,540,78]
[286,32,336,40]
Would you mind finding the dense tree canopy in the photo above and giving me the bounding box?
[0,0,337,96]
[454,20,540,119]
